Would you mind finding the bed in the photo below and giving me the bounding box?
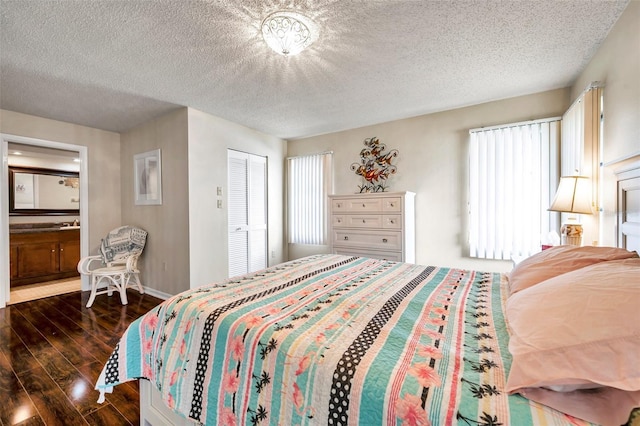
[96,159,640,426]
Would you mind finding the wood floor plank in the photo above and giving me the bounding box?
[0,326,42,374]
[1,314,103,418]
[0,290,163,425]
[75,360,141,425]
[6,309,55,353]
[0,290,163,426]
[16,363,88,425]
[34,349,104,417]
[28,299,119,363]
[0,351,43,426]
[15,303,99,368]
[83,403,133,426]
[43,295,130,342]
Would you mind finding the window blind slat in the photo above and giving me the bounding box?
[287,153,333,245]
[469,119,560,259]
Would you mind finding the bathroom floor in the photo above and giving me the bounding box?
[9,277,81,305]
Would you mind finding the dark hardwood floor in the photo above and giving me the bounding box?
[0,289,163,426]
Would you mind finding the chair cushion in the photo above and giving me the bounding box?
[100,226,147,263]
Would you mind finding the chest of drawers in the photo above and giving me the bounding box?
[329,191,415,262]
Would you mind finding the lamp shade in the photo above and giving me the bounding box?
[548,175,593,214]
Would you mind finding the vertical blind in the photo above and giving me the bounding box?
[561,96,584,176]
[287,152,333,245]
[469,119,560,259]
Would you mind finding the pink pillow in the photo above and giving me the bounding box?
[506,258,640,425]
[508,245,638,295]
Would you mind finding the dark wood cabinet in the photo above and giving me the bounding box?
[9,245,18,280]
[17,242,57,278]
[59,239,81,273]
[10,229,80,287]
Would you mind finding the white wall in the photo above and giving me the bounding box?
[288,88,571,272]
[120,108,191,296]
[187,108,286,288]
[570,0,640,248]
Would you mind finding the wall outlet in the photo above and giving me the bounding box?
[217,199,223,208]
[217,186,223,196]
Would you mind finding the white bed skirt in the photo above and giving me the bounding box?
[139,380,198,426]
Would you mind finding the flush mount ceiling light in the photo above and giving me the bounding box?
[261,11,318,56]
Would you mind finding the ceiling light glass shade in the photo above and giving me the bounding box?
[261,11,318,56]
[548,175,593,214]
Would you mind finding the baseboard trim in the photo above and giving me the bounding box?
[142,286,172,300]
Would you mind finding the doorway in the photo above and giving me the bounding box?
[1,134,89,308]
[227,149,267,278]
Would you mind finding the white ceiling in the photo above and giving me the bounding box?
[0,0,630,140]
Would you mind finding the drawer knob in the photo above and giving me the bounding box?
[51,249,55,253]
[337,203,341,207]
[390,220,395,224]
[344,236,349,241]
[362,220,366,223]
[337,219,341,223]
[382,238,388,243]
[60,248,64,251]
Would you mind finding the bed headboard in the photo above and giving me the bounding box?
[614,155,640,252]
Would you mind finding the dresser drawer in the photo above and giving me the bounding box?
[382,215,401,229]
[332,214,382,228]
[332,229,402,251]
[333,247,402,262]
[332,198,383,213]
[383,197,402,212]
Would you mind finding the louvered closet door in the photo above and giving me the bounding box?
[228,150,267,278]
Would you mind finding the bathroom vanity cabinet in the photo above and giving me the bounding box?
[9,228,80,287]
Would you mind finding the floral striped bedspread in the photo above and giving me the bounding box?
[96,254,595,425]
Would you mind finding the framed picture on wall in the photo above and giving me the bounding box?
[134,149,162,205]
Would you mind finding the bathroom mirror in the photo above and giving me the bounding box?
[9,166,80,215]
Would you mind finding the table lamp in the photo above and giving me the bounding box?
[548,175,592,245]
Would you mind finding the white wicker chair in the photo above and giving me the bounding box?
[78,226,147,308]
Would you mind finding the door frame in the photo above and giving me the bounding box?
[1,134,89,308]
[227,149,268,278]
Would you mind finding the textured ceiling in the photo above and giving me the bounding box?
[0,0,630,140]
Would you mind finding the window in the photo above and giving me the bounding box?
[287,152,333,245]
[561,86,602,243]
[469,118,560,259]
